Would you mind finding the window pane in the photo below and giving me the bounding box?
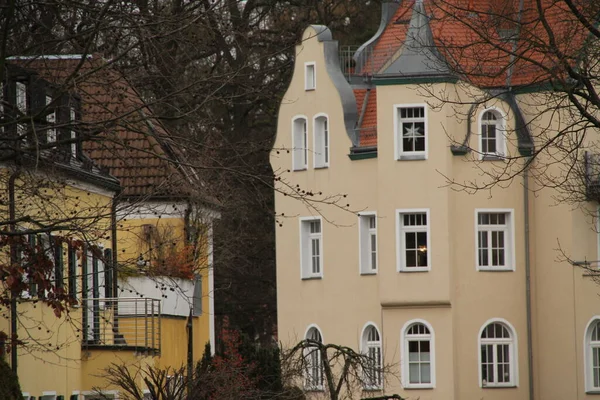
[409,363,420,383]
[406,250,416,267]
[420,363,431,383]
[406,232,416,249]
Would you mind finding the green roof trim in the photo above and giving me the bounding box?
[348,151,378,160]
[373,75,459,86]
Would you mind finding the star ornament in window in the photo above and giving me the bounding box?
[404,125,423,142]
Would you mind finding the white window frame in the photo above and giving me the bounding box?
[46,95,56,143]
[305,62,316,91]
[313,113,329,168]
[401,319,436,389]
[304,324,324,391]
[16,81,27,113]
[475,209,515,272]
[478,318,518,388]
[361,322,383,390]
[478,107,506,159]
[40,392,57,400]
[70,106,77,156]
[396,209,431,272]
[358,212,378,275]
[291,115,308,171]
[584,316,600,393]
[300,216,323,279]
[394,104,428,160]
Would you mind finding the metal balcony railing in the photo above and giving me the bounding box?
[81,297,161,354]
[339,45,398,82]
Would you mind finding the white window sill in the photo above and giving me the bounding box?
[404,384,434,390]
[477,266,514,272]
[481,384,517,389]
[480,154,505,161]
[399,267,430,272]
[302,275,323,281]
[360,271,377,276]
[585,389,600,394]
[397,154,426,161]
[305,88,316,92]
[292,167,307,172]
[314,165,329,169]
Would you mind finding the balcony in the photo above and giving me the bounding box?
[339,45,398,83]
[81,297,161,355]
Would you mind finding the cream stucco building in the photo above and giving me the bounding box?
[272,1,600,399]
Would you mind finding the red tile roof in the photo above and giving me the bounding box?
[14,56,193,199]
[354,88,378,147]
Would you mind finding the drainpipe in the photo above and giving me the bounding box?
[8,167,20,373]
[524,160,534,400]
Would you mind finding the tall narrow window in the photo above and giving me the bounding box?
[70,106,77,157]
[397,210,430,271]
[396,105,426,159]
[403,320,435,388]
[479,320,516,387]
[16,82,27,139]
[476,210,514,271]
[300,217,323,279]
[359,213,377,274]
[292,117,308,171]
[46,95,56,143]
[362,324,382,389]
[480,109,505,157]
[587,318,600,392]
[305,62,316,90]
[68,243,78,301]
[314,116,329,168]
[305,326,323,390]
[53,240,64,290]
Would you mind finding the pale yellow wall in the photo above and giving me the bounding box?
[273,25,600,400]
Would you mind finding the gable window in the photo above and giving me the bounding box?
[397,210,430,272]
[585,317,600,392]
[292,117,308,171]
[314,115,329,168]
[396,105,426,160]
[480,109,505,158]
[479,320,517,387]
[402,320,435,388]
[300,217,323,279]
[305,62,316,90]
[359,213,377,274]
[305,325,324,390]
[361,324,382,389]
[476,210,514,271]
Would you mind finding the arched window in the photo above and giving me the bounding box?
[292,117,308,171]
[305,325,324,390]
[480,109,504,157]
[314,115,329,168]
[479,320,516,387]
[585,318,600,391]
[402,320,435,388]
[361,324,382,389]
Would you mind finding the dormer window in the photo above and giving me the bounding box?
[305,62,316,91]
[479,109,505,158]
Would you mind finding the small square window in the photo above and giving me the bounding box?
[305,63,316,91]
[396,105,427,160]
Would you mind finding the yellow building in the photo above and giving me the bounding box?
[0,56,215,399]
[272,2,600,400]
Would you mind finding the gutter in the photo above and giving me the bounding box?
[524,159,535,400]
